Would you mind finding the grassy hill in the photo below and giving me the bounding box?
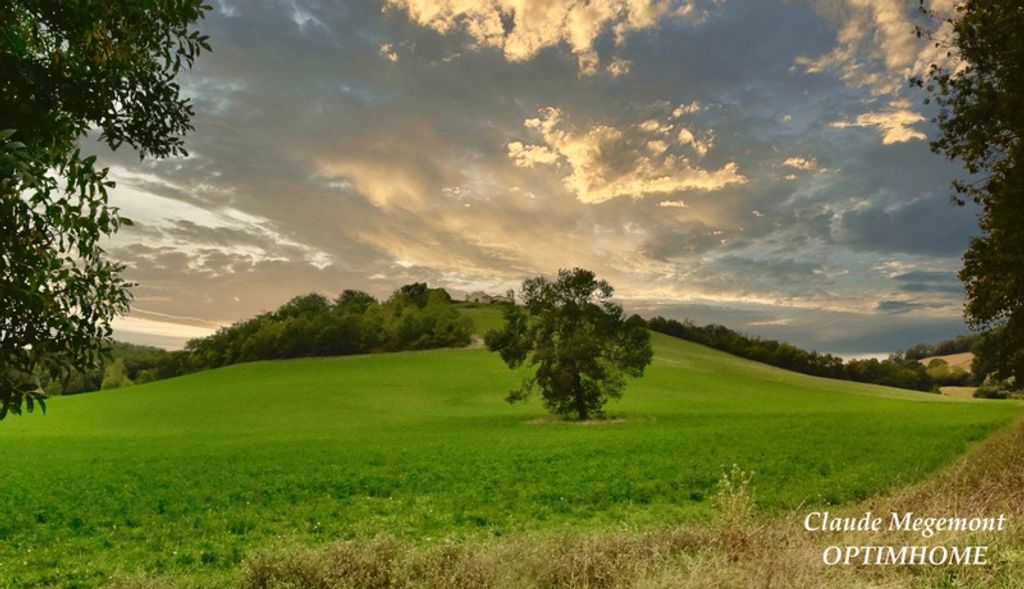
[0,306,1019,587]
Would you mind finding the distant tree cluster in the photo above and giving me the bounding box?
[43,284,473,395]
[39,341,174,395]
[843,358,934,391]
[901,334,981,388]
[183,285,470,371]
[902,334,982,361]
[902,333,1010,388]
[646,317,937,392]
[922,358,973,387]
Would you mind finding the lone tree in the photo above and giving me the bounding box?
[915,0,1024,387]
[1,1,211,418]
[485,268,653,420]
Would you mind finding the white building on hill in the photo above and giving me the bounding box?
[465,290,513,304]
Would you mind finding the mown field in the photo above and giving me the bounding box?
[0,306,1019,587]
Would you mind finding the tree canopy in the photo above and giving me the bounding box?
[0,1,210,418]
[916,0,1024,388]
[485,268,652,420]
[162,285,472,376]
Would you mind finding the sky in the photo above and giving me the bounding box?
[97,0,976,357]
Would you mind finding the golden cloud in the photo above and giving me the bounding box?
[782,156,819,171]
[796,0,961,96]
[508,107,746,204]
[829,98,927,144]
[385,0,711,76]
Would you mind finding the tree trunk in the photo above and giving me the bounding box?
[573,371,587,420]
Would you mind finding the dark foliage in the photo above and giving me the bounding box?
[486,268,653,420]
[182,286,471,373]
[902,334,983,360]
[916,1,1024,389]
[39,341,173,395]
[1,1,210,418]
[49,285,473,394]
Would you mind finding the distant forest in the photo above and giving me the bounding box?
[43,289,991,397]
[902,334,982,360]
[42,283,473,395]
[646,317,982,392]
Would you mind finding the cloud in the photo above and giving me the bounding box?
[829,98,927,144]
[831,194,977,256]
[672,101,702,118]
[795,0,957,96]
[676,127,714,157]
[107,168,335,269]
[606,57,633,76]
[891,270,963,295]
[697,255,832,294]
[83,0,980,355]
[112,315,221,343]
[876,299,922,314]
[316,123,464,210]
[782,156,819,171]
[507,140,560,167]
[658,199,689,208]
[384,0,717,75]
[747,317,792,327]
[379,42,399,61]
[507,107,746,203]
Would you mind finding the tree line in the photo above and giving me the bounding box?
[42,284,473,395]
[39,296,1006,398]
[645,317,985,392]
[902,334,982,361]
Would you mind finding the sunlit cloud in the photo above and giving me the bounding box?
[89,0,978,354]
[379,42,399,61]
[319,158,433,209]
[672,101,702,118]
[112,315,220,341]
[507,107,746,203]
[658,200,689,208]
[384,0,719,75]
[782,156,819,171]
[795,1,909,95]
[606,56,633,76]
[676,127,714,157]
[794,0,958,96]
[829,98,927,144]
[747,317,792,327]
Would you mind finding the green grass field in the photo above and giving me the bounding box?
[0,306,1019,587]
[455,303,509,336]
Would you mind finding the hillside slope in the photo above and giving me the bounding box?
[0,312,1018,587]
[921,351,975,372]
